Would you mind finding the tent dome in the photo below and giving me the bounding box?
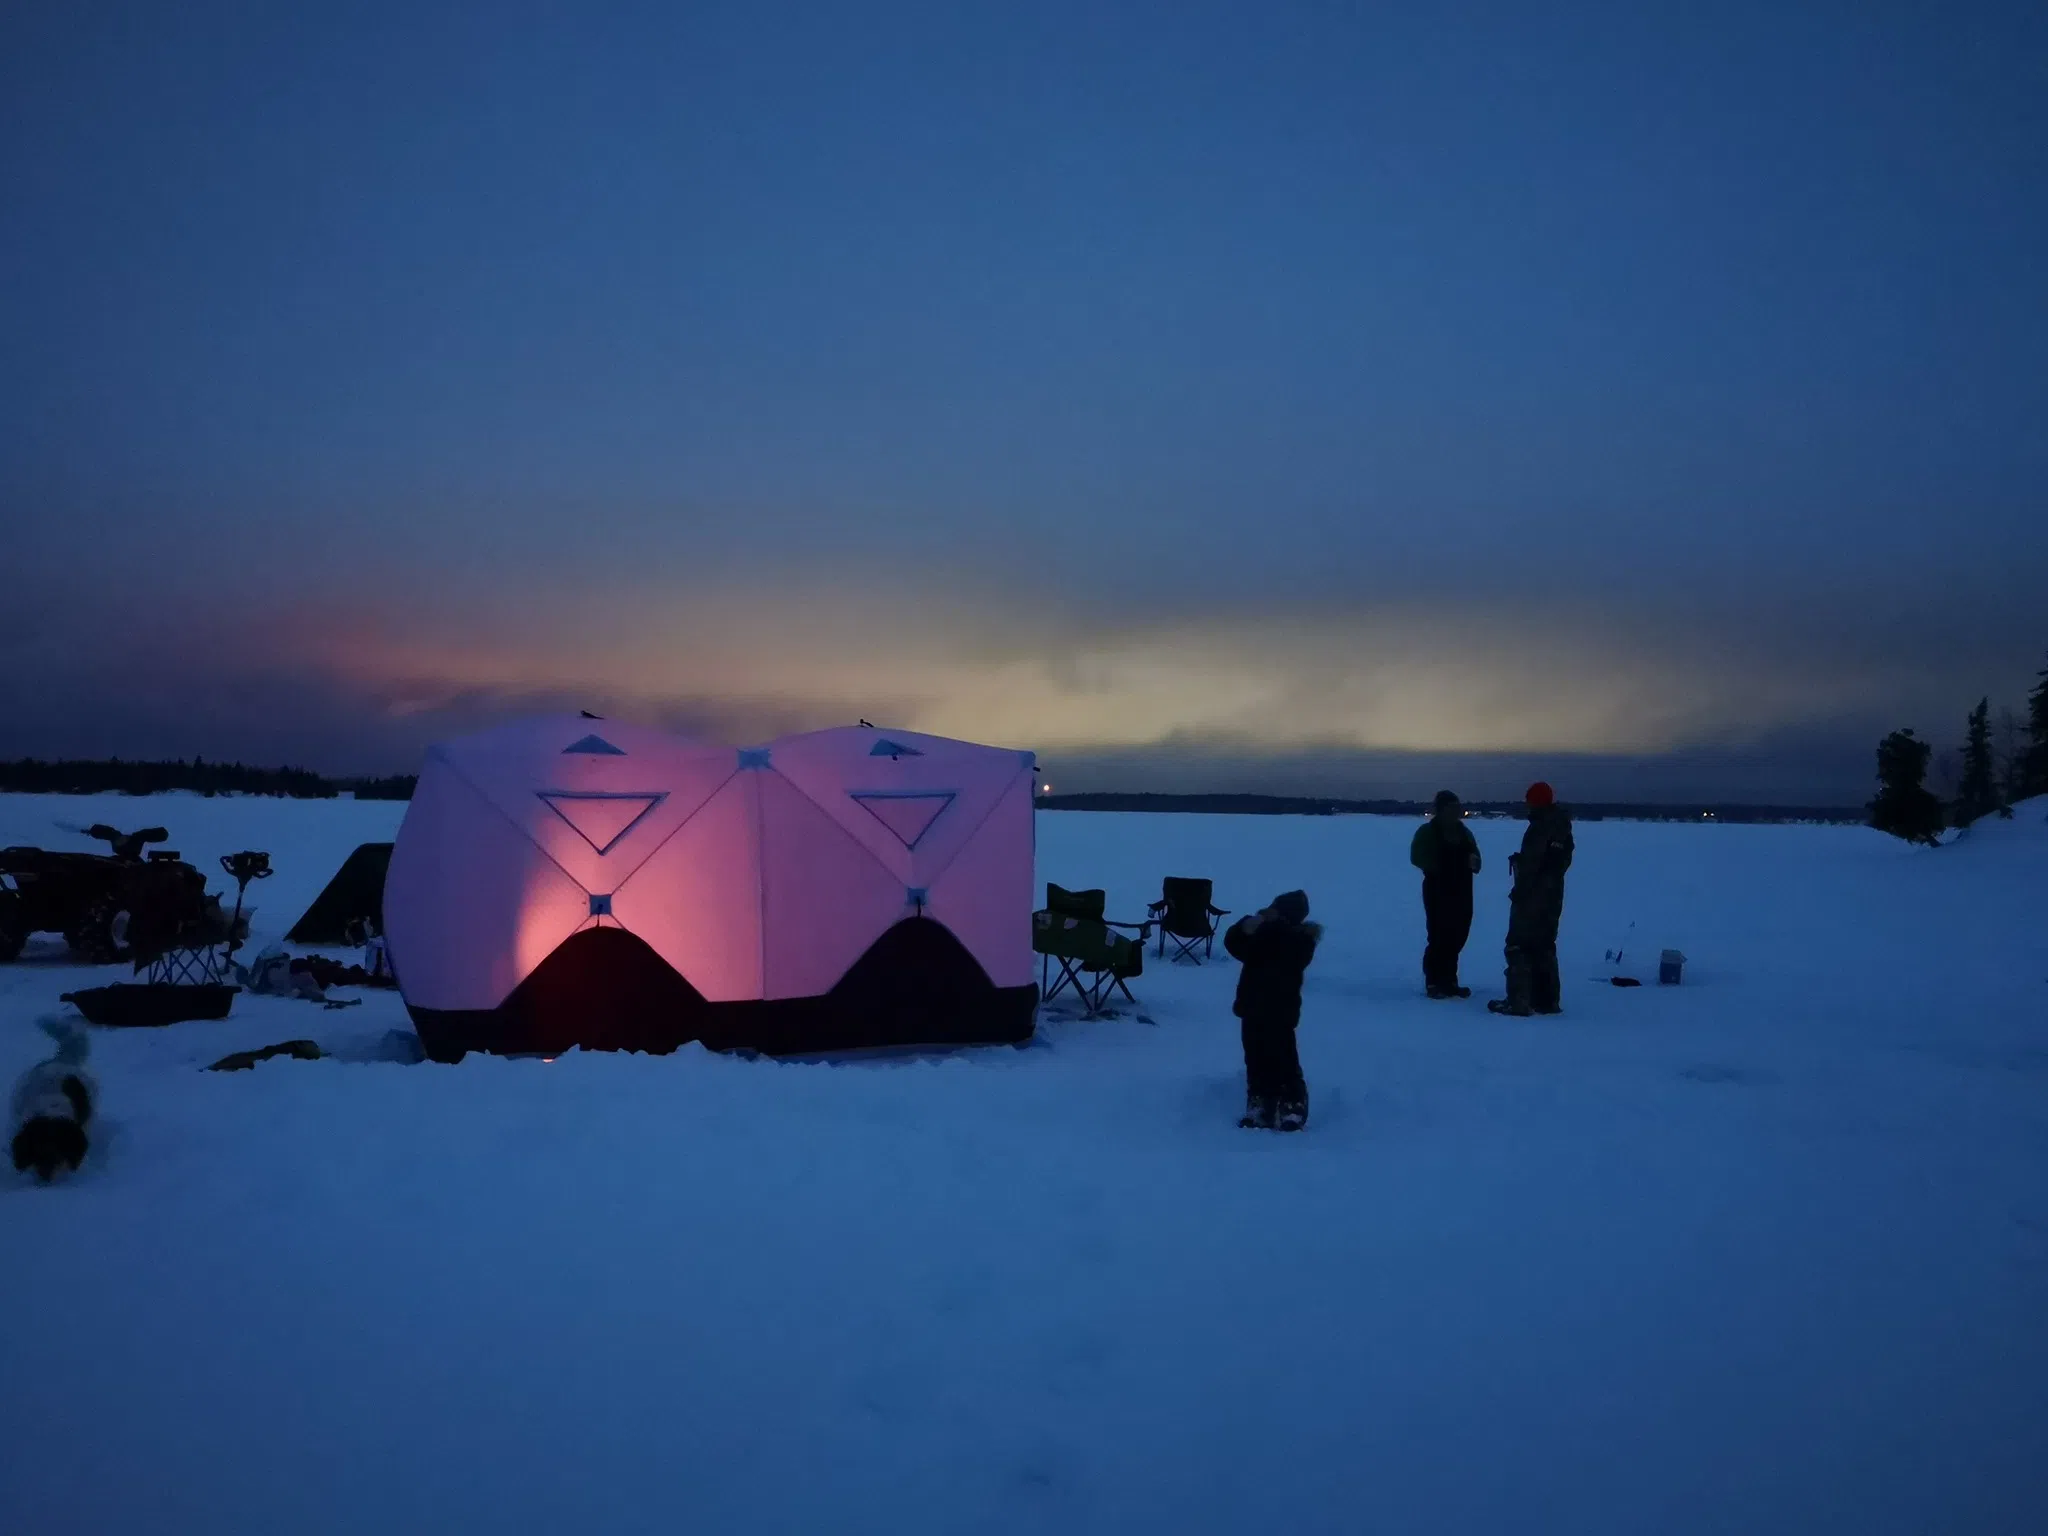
[382,716,1038,1060]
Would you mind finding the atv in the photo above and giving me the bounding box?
[0,825,224,964]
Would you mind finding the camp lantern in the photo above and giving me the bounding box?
[381,717,1040,1061]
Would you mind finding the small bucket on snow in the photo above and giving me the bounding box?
[1659,950,1686,986]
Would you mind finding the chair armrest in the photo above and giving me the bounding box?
[1106,917,1154,937]
[1146,899,1168,916]
[1208,905,1231,917]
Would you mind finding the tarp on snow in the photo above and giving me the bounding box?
[285,842,393,944]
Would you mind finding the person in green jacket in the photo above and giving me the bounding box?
[1410,790,1481,997]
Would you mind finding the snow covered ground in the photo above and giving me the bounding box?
[3,793,2045,1535]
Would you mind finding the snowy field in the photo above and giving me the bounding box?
[3,792,2046,1535]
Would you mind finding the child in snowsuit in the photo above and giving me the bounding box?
[1224,890,1321,1131]
[1410,789,1481,998]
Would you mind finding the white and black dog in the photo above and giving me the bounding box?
[10,1017,96,1183]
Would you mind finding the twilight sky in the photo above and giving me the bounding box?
[3,0,2044,801]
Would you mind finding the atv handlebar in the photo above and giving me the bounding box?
[86,824,170,859]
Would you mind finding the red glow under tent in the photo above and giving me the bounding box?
[382,717,1040,1061]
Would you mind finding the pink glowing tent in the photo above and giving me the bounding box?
[382,715,1039,1060]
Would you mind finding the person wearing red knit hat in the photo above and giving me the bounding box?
[1488,782,1574,1016]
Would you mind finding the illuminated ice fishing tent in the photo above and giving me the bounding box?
[381,716,1040,1061]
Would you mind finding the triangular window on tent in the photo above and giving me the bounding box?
[537,791,666,855]
[563,734,625,756]
[851,791,954,850]
[868,739,923,758]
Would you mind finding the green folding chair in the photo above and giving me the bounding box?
[1032,883,1152,1018]
[1147,876,1230,964]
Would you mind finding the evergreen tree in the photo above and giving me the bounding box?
[1955,698,1997,825]
[1994,705,2024,813]
[2019,653,2048,802]
[1868,728,1944,845]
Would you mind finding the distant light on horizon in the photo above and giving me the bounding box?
[279,580,1915,764]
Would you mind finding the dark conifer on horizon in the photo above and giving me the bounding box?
[1955,698,1998,825]
[1868,729,1945,845]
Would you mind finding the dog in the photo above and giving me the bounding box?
[10,1017,96,1183]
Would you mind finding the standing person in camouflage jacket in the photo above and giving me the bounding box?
[1410,790,1481,998]
[1488,782,1574,1017]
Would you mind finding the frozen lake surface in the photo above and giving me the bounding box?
[3,793,2045,1534]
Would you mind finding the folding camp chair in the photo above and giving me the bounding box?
[1147,877,1230,964]
[1032,883,1152,1019]
[133,850,271,987]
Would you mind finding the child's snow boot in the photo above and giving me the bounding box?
[1238,1094,1276,1130]
[1276,1093,1308,1132]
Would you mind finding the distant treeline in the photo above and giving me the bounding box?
[0,758,418,801]
[1867,646,2046,843]
[1035,792,1867,824]
[344,775,419,801]
[0,759,1864,821]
